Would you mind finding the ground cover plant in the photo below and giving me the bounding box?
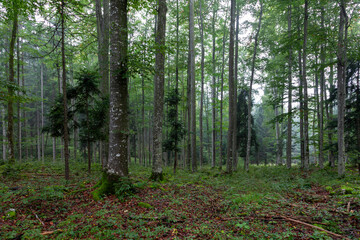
[1,161,359,239]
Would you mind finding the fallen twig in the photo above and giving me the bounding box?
[40,229,63,235]
[31,209,45,226]
[280,215,349,240]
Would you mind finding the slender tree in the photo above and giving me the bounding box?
[226,0,236,173]
[189,0,197,172]
[7,0,19,163]
[337,0,348,177]
[286,1,292,169]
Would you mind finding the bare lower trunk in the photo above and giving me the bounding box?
[226,0,236,174]
[286,1,292,169]
[151,0,167,180]
[7,6,18,163]
[211,3,217,168]
[302,0,310,170]
[198,0,205,169]
[337,0,348,177]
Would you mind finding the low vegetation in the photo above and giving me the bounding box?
[1,161,359,239]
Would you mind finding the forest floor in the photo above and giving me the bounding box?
[0,161,360,239]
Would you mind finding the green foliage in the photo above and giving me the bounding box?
[163,88,185,153]
[114,177,136,201]
[138,202,153,209]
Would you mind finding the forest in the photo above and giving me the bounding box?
[1,0,360,239]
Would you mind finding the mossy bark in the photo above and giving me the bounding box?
[91,172,120,200]
[149,172,164,182]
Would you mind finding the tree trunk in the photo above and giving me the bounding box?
[219,6,229,169]
[198,0,205,169]
[17,35,22,162]
[286,1,292,169]
[233,2,240,170]
[302,0,310,170]
[318,7,325,169]
[337,0,348,177]
[61,0,70,180]
[151,0,167,181]
[95,0,110,168]
[2,106,5,161]
[211,2,217,168]
[226,0,236,174]
[7,5,18,163]
[104,0,129,179]
[275,88,281,165]
[245,0,263,171]
[189,0,197,172]
[41,63,45,163]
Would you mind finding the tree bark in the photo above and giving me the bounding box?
[151,0,167,181]
[211,1,217,168]
[226,0,236,174]
[7,4,18,163]
[245,0,263,172]
[107,0,129,178]
[41,63,45,163]
[198,0,205,169]
[302,0,310,170]
[95,0,110,168]
[318,6,325,169]
[286,1,292,169]
[337,0,348,177]
[17,35,22,162]
[189,0,197,172]
[233,2,240,170]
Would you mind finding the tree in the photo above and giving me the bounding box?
[6,0,19,163]
[226,0,236,174]
[337,0,348,177]
[286,0,293,169]
[151,0,167,181]
[189,0,196,172]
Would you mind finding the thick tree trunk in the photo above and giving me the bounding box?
[7,6,18,163]
[337,0,348,177]
[151,0,167,181]
[61,0,70,180]
[286,2,292,169]
[226,0,236,174]
[245,0,263,172]
[106,0,129,178]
